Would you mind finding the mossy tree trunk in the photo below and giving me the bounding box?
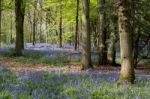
[81,0,92,69]
[117,0,135,84]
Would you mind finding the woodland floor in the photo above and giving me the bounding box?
[0,43,150,98]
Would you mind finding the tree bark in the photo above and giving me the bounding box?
[59,4,63,48]
[32,1,37,46]
[15,0,25,56]
[0,0,2,47]
[74,0,79,50]
[10,11,13,44]
[98,0,107,65]
[81,0,92,69]
[107,15,118,65]
[117,0,135,84]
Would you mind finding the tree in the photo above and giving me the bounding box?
[15,0,25,56]
[107,15,117,65]
[0,0,2,47]
[98,0,107,65]
[74,0,79,50]
[107,3,118,66]
[117,0,135,84]
[59,2,62,48]
[32,0,38,46]
[81,0,92,69]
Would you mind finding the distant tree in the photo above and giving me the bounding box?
[59,1,63,48]
[74,0,79,50]
[107,3,118,66]
[117,0,135,84]
[15,0,25,56]
[0,0,2,46]
[81,0,92,69]
[98,0,107,65]
[32,0,38,46]
[107,15,117,66]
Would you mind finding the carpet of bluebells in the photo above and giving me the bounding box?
[0,67,150,99]
[0,44,150,99]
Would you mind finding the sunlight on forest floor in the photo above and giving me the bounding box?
[0,66,150,99]
[0,45,150,99]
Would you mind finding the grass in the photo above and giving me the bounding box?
[0,49,79,67]
[0,67,150,99]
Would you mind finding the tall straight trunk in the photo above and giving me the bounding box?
[81,0,92,69]
[21,1,25,49]
[74,0,79,50]
[39,2,43,43]
[10,11,13,44]
[32,11,36,46]
[45,8,51,43]
[27,11,32,43]
[15,0,25,56]
[0,0,2,47]
[98,0,107,65]
[40,16,42,43]
[32,1,37,46]
[118,0,135,84]
[107,15,118,65]
[59,4,62,48]
[134,29,140,67]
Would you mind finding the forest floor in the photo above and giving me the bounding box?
[0,43,150,98]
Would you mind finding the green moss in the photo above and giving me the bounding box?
[118,72,135,85]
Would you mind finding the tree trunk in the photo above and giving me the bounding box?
[0,0,2,47]
[98,0,107,65]
[32,1,37,46]
[40,16,43,43]
[15,0,25,56]
[81,0,92,69]
[32,12,36,46]
[74,0,79,50]
[59,4,63,48]
[117,0,135,84]
[10,11,13,44]
[107,15,118,65]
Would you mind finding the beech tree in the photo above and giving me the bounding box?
[15,0,25,56]
[117,0,135,84]
[81,0,92,69]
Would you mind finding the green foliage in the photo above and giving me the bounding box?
[63,32,74,44]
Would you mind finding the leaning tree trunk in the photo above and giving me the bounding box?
[81,0,92,69]
[15,0,25,56]
[98,0,107,65]
[117,0,135,84]
[74,0,79,50]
